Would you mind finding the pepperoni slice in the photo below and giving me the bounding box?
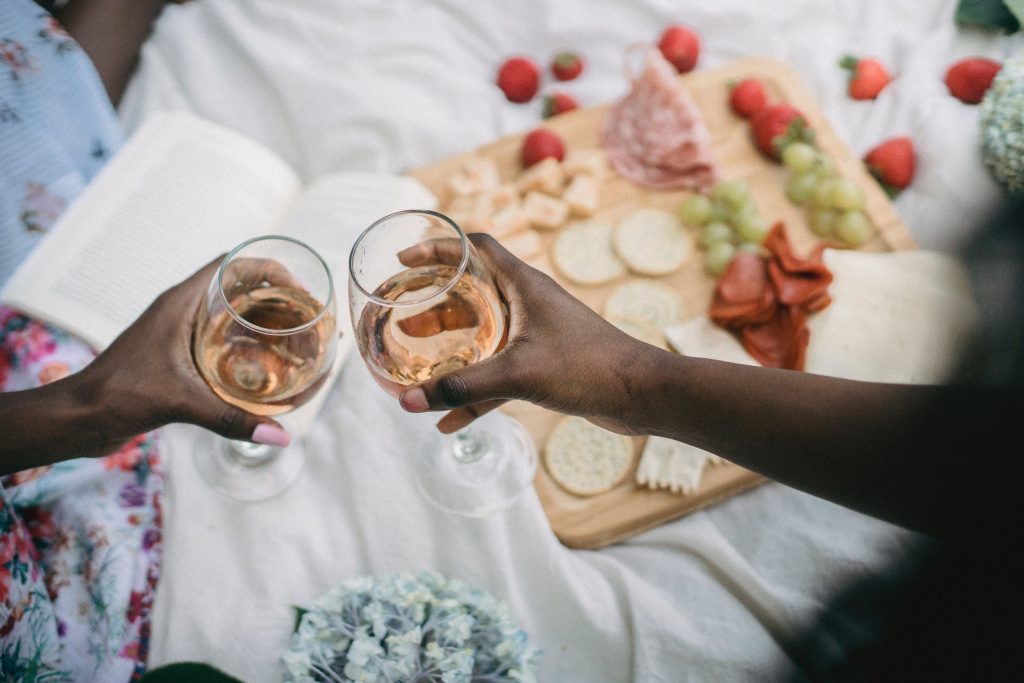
[709,223,832,371]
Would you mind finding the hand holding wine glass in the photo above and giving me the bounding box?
[349,210,536,517]
[192,235,337,501]
[393,232,660,437]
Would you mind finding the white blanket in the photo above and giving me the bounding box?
[120,1,1020,680]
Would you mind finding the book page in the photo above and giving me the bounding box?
[273,172,438,432]
[1,112,301,350]
[276,172,438,275]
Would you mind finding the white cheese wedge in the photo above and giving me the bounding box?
[635,436,715,494]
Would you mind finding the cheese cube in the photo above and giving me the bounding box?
[515,157,565,196]
[562,174,600,217]
[461,193,495,232]
[522,191,570,230]
[490,183,520,212]
[446,155,501,197]
[488,205,530,238]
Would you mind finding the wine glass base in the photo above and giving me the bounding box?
[193,439,305,502]
[415,411,538,517]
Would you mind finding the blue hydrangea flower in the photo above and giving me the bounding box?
[284,571,540,682]
[981,53,1024,194]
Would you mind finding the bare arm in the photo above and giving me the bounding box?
[55,0,170,107]
[398,234,1024,538]
[0,259,288,476]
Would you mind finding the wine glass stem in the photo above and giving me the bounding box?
[452,428,488,464]
[228,440,276,467]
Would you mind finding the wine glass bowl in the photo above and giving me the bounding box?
[349,210,505,395]
[192,235,337,501]
[349,210,537,517]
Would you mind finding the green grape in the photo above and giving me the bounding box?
[809,207,839,237]
[731,196,760,223]
[786,171,819,205]
[812,152,837,177]
[678,194,713,225]
[709,199,732,224]
[835,210,873,246]
[734,211,769,244]
[705,241,737,276]
[828,177,865,211]
[711,179,751,209]
[781,142,817,172]
[811,178,839,208]
[700,221,735,249]
[737,242,765,256]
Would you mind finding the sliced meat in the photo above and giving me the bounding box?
[709,223,832,371]
[602,49,718,191]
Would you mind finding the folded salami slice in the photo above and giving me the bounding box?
[602,49,717,191]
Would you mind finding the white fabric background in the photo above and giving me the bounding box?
[119,1,1021,681]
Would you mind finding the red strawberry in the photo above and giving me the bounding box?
[543,92,579,118]
[864,137,915,194]
[521,128,565,167]
[749,104,813,160]
[945,57,1001,104]
[551,52,584,81]
[729,78,767,118]
[657,25,701,73]
[839,55,892,100]
[497,56,540,103]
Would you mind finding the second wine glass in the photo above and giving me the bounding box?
[348,210,537,517]
[192,235,337,501]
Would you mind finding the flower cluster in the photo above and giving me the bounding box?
[283,572,540,683]
[981,53,1024,194]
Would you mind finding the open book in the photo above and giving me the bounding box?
[1,111,437,433]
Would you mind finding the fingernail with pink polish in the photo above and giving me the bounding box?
[252,424,291,447]
[401,388,429,413]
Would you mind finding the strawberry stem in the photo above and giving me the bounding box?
[839,55,858,72]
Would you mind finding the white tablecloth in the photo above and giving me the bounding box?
[120,1,1020,680]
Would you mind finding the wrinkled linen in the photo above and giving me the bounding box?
[118,1,1020,680]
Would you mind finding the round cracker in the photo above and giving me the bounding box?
[604,279,683,329]
[552,220,626,286]
[613,208,691,275]
[608,316,667,349]
[544,416,634,496]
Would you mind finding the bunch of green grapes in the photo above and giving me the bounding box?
[781,142,873,247]
[678,179,768,276]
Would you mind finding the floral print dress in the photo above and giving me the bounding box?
[1,1,163,681]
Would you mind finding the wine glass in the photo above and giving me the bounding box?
[192,235,337,501]
[348,209,537,517]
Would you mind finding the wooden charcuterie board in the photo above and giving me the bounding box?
[410,57,915,549]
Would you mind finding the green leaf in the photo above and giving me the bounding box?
[956,0,1020,33]
[139,663,243,683]
[1005,0,1024,24]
